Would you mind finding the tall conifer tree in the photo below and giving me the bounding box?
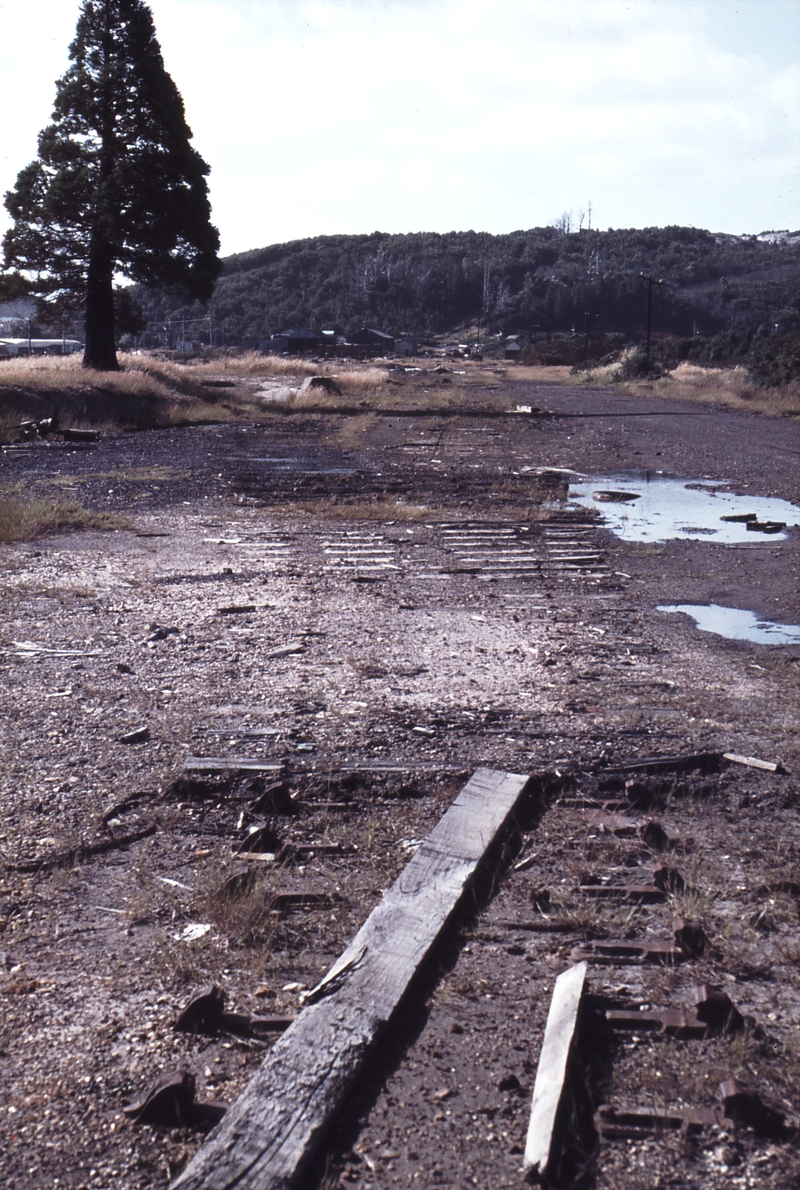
[3,0,220,370]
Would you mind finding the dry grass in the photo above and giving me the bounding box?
[43,465,188,486]
[572,358,800,417]
[332,365,388,391]
[213,352,322,379]
[0,352,319,436]
[651,362,800,415]
[204,868,280,949]
[270,488,566,525]
[330,412,379,449]
[286,359,531,413]
[0,353,532,433]
[0,494,130,543]
[271,495,442,522]
[509,364,572,384]
[0,352,198,397]
[0,349,314,390]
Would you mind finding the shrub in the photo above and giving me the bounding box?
[746,334,800,388]
[616,348,657,379]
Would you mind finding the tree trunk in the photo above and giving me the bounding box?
[83,235,118,371]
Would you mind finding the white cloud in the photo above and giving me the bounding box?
[0,0,797,256]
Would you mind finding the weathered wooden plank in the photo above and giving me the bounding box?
[602,752,721,774]
[184,757,285,774]
[723,752,786,774]
[524,961,587,1180]
[171,767,531,1190]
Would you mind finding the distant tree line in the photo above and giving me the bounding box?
[130,224,800,355]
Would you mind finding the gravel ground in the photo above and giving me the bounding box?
[0,372,798,1189]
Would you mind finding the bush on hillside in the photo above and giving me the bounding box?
[746,334,800,387]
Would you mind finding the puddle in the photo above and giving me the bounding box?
[569,473,800,543]
[658,604,800,645]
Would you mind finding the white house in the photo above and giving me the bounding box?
[0,338,83,357]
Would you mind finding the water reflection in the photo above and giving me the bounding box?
[569,473,800,543]
[658,604,800,645]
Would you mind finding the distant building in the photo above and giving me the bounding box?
[260,325,416,358]
[0,338,83,356]
[347,327,396,353]
[263,328,322,354]
[319,328,351,355]
[504,336,523,360]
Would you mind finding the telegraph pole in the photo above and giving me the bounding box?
[639,273,663,357]
[582,312,593,362]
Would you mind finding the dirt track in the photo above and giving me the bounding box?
[1,374,799,1189]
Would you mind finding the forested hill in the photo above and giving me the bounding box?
[136,226,800,347]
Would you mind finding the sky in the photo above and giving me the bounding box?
[0,0,798,257]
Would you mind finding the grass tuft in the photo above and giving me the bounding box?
[0,495,129,543]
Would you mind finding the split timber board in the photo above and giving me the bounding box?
[184,757,467,775]
[524,961,587,1179]
[171,767,532,1190]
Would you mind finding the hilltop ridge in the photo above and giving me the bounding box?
[134,224,800,348]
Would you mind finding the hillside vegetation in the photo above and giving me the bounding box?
[134,225,800,348]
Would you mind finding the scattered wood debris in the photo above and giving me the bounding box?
[171,768,532,1190]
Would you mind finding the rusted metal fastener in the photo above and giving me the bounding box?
[673,918,708,958]
[571,920,707,966]
[583,810,641,835]
[578,883,667,904]
[124,1069,227,1128]
[175,985,296,1038]
[570,938,685,966]
[175,985,226,1034]
[652,865,685,893]
[595,1103,721,1139]
[596,1078,786,1141]
[603,986,747,1039]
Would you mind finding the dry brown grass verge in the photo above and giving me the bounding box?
[0,352,312,437]
[0,495,130,543]
[507,364,573,384]
[0,354,532,434]
[572,359,800,416]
